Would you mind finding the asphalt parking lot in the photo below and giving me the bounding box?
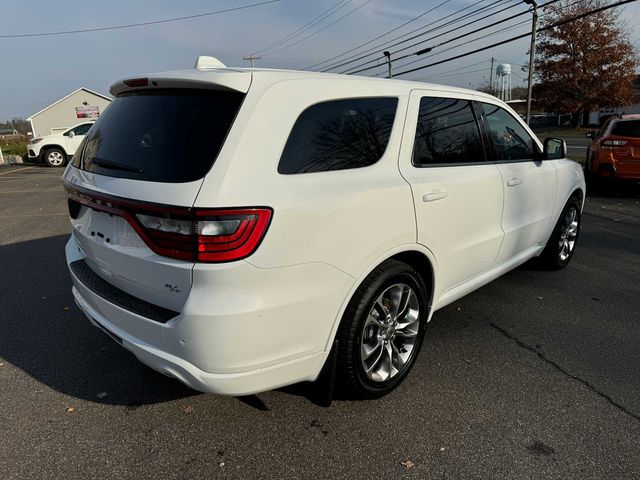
[0,163,638,480]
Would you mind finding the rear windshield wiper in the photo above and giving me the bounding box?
[90,158,145,174]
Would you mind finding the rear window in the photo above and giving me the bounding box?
[278,97,398,174]
[611,120,640,138]
[74,89,244,183]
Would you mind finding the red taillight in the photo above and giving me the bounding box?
[66,186,272,263]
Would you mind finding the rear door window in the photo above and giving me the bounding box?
[412,97,484,166]
[278,97,398,174]
[66,123,92,136]
[611,120,640,137]
[480,103,537,161]
[77,89,244,183]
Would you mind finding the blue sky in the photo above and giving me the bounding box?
[1,0,638,121]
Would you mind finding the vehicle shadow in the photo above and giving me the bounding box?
[587,179,640,199]
[0,233,339,409]
[0,234,198,406]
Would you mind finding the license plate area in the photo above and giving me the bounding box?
[86,210,116,244]
[79,209,145,248]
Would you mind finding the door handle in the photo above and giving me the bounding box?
[506,177,521,187]
[422,190,448,202]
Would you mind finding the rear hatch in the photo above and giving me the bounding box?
[609,120,640,173]
[64,70,250,311]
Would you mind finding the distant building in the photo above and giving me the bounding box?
[27,87,111,137]
[587,101,640,126]
[0,127,19,136]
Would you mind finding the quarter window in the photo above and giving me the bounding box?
[480,103,536,161]
[278,97,398,174]
[412,97,484,166]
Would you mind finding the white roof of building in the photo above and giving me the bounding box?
[27,87,112,120]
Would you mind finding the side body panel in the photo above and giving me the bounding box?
[397,90,505,302]
[494,160,557,263]
[194,77,418,281]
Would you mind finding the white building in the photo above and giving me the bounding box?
[587,102,640,126]
[27,87,111,137]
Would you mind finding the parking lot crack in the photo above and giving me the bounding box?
[489,322,640,423]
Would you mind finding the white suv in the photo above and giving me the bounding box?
[64,57,585,399]
[28,121,95,167]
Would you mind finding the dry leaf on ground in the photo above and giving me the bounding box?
[400,459,415,470]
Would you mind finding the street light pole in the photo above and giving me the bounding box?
[524,0,538,125]
[383,51,392,78]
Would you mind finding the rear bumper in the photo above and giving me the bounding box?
[66,235,353,395]
[594,163,640,180]
[594,153,640,180]
[72,285,327,395]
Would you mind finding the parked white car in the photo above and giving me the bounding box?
[28,121,95,167]
[64,57,585,399]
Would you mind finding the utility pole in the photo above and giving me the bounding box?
[523,0,538,125]
[243,55,261,68]
[489,57,495,95]
[383,51,392,78]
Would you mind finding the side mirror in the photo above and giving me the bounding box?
[68,130,75,139]
[543,137,566,159]
[585,131,595,139]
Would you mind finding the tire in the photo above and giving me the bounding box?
[43,148,67,167]
[537,196,582,270]
[336,259,429,399]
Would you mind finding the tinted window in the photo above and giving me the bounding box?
[278,97,398,174]
[412,97,484,166]
[79,89,244,183]
[611,120,640,137]
[480,103,536,160]
[70,123,92,136]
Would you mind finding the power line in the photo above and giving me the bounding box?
[319,0,510,72]
[385,0,590,77]
[325,0,512,73]
[329,0,589,76]
[349,0,581,77]
[316,0,501,72]
[408,58,492,81]
[0,0,280,38]
[392,0,638,77]
[261,0,375,56]
[341,1,531,75]
[320,0,504,72]
[411,67,490,81]
[380,17,531,76]
[304,0,455,70]
[252,0,353,55]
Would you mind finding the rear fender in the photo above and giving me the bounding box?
[323,244,439,353]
